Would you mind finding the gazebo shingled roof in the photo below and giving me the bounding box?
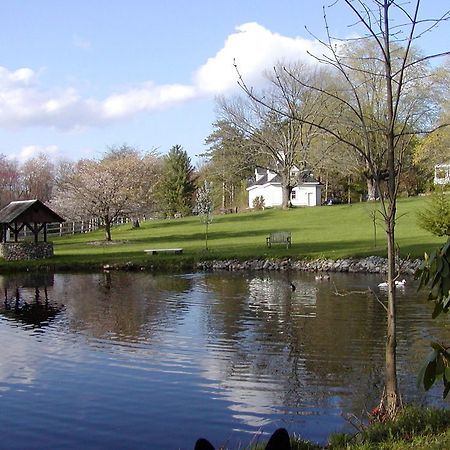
[0,199,65,243]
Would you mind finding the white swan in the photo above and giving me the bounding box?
[315,274,330,281]
[378,279,406,288]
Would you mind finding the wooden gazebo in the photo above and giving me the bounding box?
[0,200,65,260]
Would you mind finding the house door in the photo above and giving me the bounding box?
[307,192,313,206]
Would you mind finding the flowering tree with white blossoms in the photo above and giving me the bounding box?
[196,181,213,251]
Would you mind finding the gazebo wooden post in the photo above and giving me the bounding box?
[43,223,47,242]
[14,223,18,242]
[34,222,38,243]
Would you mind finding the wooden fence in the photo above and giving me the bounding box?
[16,216,138,239]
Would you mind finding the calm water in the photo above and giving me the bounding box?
[0,271,448,449]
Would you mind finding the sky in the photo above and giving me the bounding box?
[0,0,449,165]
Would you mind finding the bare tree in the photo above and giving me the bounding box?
[0,155,21,207]
[219,62,330,209]
[414,57,450,169]
[236,0,450,417]
[20,153,55,202]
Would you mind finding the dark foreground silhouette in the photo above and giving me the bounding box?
[194,428,291,450]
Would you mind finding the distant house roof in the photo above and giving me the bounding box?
[299,173,322,184]
[248,171,321,189]
[248,172,282,187]
[0,200,65,224]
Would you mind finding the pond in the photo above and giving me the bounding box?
[0,271,448,449]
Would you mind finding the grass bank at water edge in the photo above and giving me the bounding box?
[0,196,445,272]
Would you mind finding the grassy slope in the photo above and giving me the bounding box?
[1,196,444,270]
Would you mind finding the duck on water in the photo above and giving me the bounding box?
[378,279,406,288]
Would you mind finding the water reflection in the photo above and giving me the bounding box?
[0,271,448,450]
[52,272,193,342]
[0,273,63,328]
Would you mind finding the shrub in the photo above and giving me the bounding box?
[361,406,450,444]
[417,190,450,236]
[328,432,354,447]
[252,195,265,210]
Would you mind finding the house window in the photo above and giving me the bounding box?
[291,190,296,200]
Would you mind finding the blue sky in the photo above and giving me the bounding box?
[0,0,448,164]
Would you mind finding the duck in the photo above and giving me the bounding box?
[378,279,406,288]
[315,274,330,281]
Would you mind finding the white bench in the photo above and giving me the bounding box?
[144,248,183,255]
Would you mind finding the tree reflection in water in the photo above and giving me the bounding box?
[0,270,448,449]
[0,273,63,328]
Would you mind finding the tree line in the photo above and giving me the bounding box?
[201,51,450,211]
[0,144,197,241]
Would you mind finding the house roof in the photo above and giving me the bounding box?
[0,200,65,224]
[248,171,321,188]
[248,173,282,187]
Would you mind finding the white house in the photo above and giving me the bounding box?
[247,167,322,208]
[434,163,450,185]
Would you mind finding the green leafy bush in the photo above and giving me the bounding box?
[417,190,450,236]
[361,406,450,444]
[416,238,450,397]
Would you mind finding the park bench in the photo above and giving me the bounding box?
[266,231,291,249]
[144,248,183,255]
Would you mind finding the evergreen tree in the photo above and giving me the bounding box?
[417,189,450,237]
[160,145,196,217]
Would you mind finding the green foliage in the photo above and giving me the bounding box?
[290,439,322,450]
[203,120,256,209]
[416,237,450,396]
[417,190,450,237]
[159,145,196,217]
[256,407,450,450]
[360,406,450,445]
[328,432,354,447]
[252,195,265,210]
[244,435,321,450]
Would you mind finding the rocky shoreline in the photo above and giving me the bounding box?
[196,255,423,275]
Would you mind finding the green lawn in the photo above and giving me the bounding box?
[1,196,445,271]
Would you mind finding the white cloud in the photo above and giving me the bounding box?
[0,23,321,131]
[0,68,198,130]
[101,83,196,119]
[0,66,36,87]
[194,22,321,94]
[15,144,59,162]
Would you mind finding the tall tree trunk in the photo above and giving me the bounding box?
[205,220,209,251]
[383,0,400,416]
[280,172,292,209]
[281,183,291,209]
[385,211,399,416]
[367,177,377,201]
[222,181,226,209]
[347,176,352,204]
[104,218,112,241]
